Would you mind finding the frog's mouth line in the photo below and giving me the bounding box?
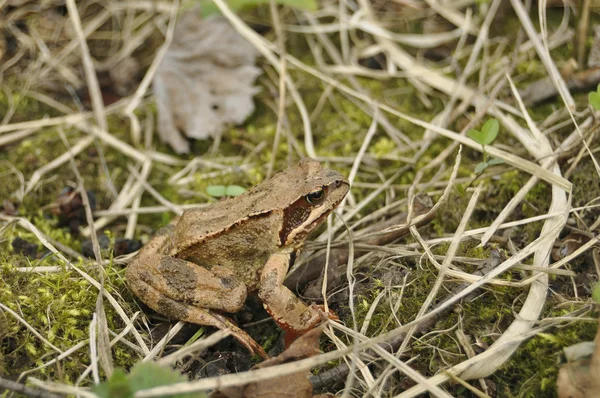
[311,205,336,228]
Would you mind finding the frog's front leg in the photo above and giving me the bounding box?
[259,252,328,334]
[127,250,268,359]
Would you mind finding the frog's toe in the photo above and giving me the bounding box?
[311,304,338,322]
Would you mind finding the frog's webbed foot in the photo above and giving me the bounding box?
[282,305,335,348]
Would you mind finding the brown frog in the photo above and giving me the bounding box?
[126,158,349,358]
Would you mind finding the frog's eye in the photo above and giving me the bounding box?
[305,188,325,205]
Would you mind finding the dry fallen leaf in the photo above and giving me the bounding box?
[557,319,600,398]
[153,9,260,153]
[210,326,334,398]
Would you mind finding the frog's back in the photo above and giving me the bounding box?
[173,158,333,249]
[172,186,276,249]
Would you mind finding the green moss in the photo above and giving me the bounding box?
[431,191,467,235]
[0,90,62,123]
[0,254,138,381]
[571,158,600,208]
[494,306,597,397]
[370,137,396,158]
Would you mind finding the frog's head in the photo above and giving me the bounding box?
[278,158,349,247]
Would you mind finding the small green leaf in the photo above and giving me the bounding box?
[589,90,600,111]
[474,161,488,174]
[480,118,499,145]
[184,328,206,347]
[206,185,227,197]
[592,281,600,303]
[224,185,246,197]
[93,369,130,398]
[467,129,485,146]
[93,363,205,398]
[128,363,202,397]
[487,158,505,166]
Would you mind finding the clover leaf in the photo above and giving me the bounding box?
[468,118,499,147]
[467,118,502,175]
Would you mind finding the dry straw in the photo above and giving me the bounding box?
[0,0,597,397]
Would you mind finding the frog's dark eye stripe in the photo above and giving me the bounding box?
[280,186,328,244]
[305,188,325,205]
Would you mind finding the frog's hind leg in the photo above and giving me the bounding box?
[127,253,248,313]
[126,254,268,358]
[146,285,268,359]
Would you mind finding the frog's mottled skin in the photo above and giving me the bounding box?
[126,158,349,358]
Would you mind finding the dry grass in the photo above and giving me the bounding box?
[1,0,599,397]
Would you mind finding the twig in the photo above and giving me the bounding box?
[520,67,600,106]
[285,194,434,292]
[123,0,178,145]
[0,376,64,398]
[65,0,118,199]
[65,0,106,131]
[0,302,62,354]
[266,0,288,179]
[312,247,501,391]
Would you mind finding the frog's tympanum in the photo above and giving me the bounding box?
[126,158,349,358]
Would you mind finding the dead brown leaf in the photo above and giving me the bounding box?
[153,9,260,154]
[210,326,334,398]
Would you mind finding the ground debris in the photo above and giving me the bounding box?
[51,186,96,233]
[11,236,43,259]
[552,232,592,261]
[519,65,600,106]
[82,232,141,258]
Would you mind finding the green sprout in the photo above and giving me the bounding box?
[588,84,600,111]
[467,118,504,174]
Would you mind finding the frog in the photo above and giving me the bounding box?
[126,158,349,359]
